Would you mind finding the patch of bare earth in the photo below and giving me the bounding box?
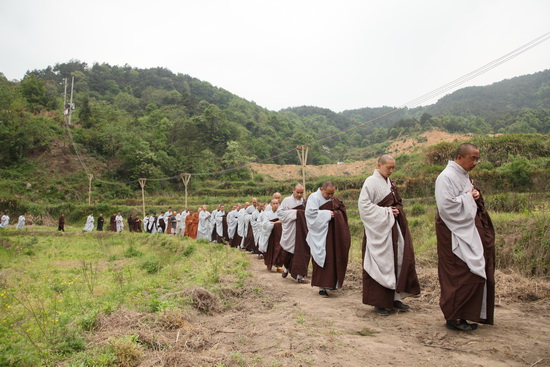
[84,255,550,367]
[250,131,471,181]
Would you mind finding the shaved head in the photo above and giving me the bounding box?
[378,154,395,165]
[455,143,478,159]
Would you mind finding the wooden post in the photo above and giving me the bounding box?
[180,173,191,209]
[296,145,308,198]
[87,174,93,205]
[138,178,147,220]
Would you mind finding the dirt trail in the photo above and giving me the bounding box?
[179,254,550,367]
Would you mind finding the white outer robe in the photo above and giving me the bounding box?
[278,195,304,254]
[115,215,124,232]
[305,189,332,268]
[227,209,239,239]
[358,169,405,290]
[16,215,26,229]
[83,215,94,232]
[215,211,226,237]
[258,210,279,253]
[435,161,486,279]
[0,215,9,228]
[197,210,211,239]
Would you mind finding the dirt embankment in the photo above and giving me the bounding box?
[250,131,471,181]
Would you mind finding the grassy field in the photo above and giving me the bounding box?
[0,193,548,366]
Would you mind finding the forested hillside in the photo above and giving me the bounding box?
[0,61,548,189]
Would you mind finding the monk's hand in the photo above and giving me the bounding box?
[391,207,399,217]
[331,211,335,218]
[469,189,480,200]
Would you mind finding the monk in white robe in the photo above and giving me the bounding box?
[359,155,420,316]
[0,214,9,228]
[435,143,495,332]
[215,206,228,243]
[83,214,94,232]
[260,199,283,271]
[143,215,150,233]
[236,202,250,248]
[278,184,309,282]
[115,212,124,232]
[227,205,239,242]
[306,181,351,297]
[16,215,26,229]
[197,205,211,240]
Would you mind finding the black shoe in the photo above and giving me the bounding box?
[445,320,477,332]
[319,289,329,297]
[282,271,288,278]
[374,307,389,316]
[393,300,410,311]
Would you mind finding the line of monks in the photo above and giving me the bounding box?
[64,145,496,332]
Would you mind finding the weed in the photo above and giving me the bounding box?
[124,245,143,258]
[357,327,379,337]
[81,260,99,294]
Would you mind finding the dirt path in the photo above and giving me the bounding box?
[189,254,550,367]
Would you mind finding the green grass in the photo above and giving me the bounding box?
[0,229,249,366]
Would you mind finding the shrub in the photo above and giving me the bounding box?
[410,203,427,216]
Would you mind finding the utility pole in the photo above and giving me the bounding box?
[296,145,308,198]
[180,173,191,209]
[138,178,147,220]
[87,174,93,205]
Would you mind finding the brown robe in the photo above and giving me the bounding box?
[58,215,65,231]
[133,218,142,233]
[244,222,256,252]
[109,215,116,231]
[278,204,311,279]
[436,185,495,324]
[187,213,199,239]
[264,221,283,271]
[184,214,193,237]
[362,181,420,309]
[216,215,229,244]
[311,197,351,289]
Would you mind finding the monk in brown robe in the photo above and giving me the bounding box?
[186,209,200,239]
[435,143,495,331]
[305,181,351,297]
[109,214,116,231]
[359,155,420,316]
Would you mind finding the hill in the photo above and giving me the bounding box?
[0,61,548,201]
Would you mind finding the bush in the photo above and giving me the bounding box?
[497,155,533,190]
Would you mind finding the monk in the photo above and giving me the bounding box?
[358,155,420,316]
[278,184,310,282]
[109,213,116,231]
[260,198,283,271]
[133,215,142,233]
[435,143,495,332]
[305,181,351,297]
[186,208,200,239]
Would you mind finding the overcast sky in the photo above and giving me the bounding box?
[1,0,549,112]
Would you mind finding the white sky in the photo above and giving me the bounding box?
[1,0,549,112]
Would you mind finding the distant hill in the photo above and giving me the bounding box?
[0,61,548,189]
